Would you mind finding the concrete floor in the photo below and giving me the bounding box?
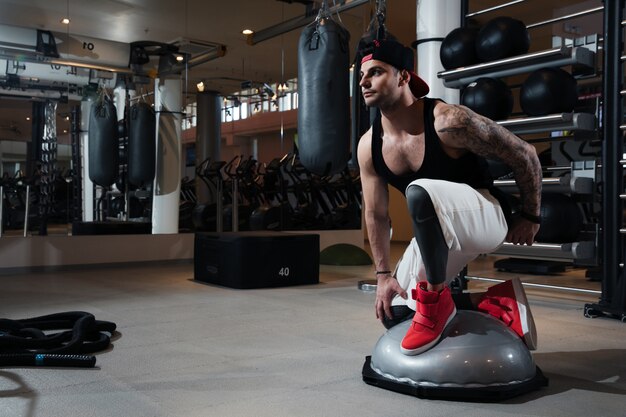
[1,243,625,417]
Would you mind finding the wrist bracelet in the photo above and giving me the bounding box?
[376,270,392,275]
[520,211,541,224]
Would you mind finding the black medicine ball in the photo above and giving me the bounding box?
[461,77,513,121]
[520,67,578,116]
[440,27,479,70]
[476,16,530,62]
[534,193,583,243]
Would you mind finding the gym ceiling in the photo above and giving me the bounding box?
[0,0,602,145]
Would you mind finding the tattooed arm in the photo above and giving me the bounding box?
[433,102,542,245]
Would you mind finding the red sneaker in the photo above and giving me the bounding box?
[477,278,538,350]
[400,281,456,356]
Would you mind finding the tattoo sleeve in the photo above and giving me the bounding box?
[437,105,542,215]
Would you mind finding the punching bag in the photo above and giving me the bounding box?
[351,30,375,169]
[298,18,351,176]
[88,93,119,187]
[352,27,399,169]
[128,101,156,187]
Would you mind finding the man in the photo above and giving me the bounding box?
[357,39,542,356]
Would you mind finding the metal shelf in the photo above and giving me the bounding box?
[494,174,594,194]
[498,112,596,134]
[438,46,596,88]
[492,241,595,261]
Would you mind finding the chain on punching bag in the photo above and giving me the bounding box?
[297,5,351,177]
[88,89,119,187]
[128,100,156,187]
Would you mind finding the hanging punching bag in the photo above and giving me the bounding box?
[351,31,373,169]
[88,93,119,187]
[297,18,351,176]
[352,24,399,169]
[128,101,156,187]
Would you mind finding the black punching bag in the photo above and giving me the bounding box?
[298,18,351,176]
[88,94,119,187]
[352,28,396,168]
[128,101,156,187]
[351,29,377,169]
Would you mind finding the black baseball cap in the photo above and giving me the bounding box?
[361,39,430,98]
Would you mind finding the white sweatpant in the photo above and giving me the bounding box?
[392,179,508,310]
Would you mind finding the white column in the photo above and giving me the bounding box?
[113,85,126,122]
[416,0,461,104]
[152,78,182,234]
[112,83,137,122]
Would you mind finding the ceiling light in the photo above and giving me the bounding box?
[26,117,31,121]
[196,81,205,92]
[176,55,184,62]
[61,18,70,24]
[242,29,254,35]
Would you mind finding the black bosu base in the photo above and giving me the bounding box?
[362,356,548,402]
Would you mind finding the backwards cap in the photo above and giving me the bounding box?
[361,39,429,98]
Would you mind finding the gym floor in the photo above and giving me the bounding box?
[1,242,624,417]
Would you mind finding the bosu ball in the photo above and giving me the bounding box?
[362,311,548,401]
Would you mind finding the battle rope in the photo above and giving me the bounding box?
[0,311,117,368]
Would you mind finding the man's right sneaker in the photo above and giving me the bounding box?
[477,277,538,350]
[400,281,456,356]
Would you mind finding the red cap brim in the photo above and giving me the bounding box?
[409,71,429,98]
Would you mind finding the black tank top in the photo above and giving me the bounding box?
[371,97,493,195]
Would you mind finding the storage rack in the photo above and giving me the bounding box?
[440,23,598,265]
[446,1,626,316]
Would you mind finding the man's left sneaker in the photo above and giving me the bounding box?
[477,277,537,350]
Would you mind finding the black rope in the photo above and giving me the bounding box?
[0,311,116,368]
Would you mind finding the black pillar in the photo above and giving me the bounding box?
[195,91,221,204]
[585,0,626,321]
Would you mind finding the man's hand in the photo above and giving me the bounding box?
[506,218,540,246]
[375,275,408,322]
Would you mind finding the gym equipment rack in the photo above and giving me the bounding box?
[445,0,626,321]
